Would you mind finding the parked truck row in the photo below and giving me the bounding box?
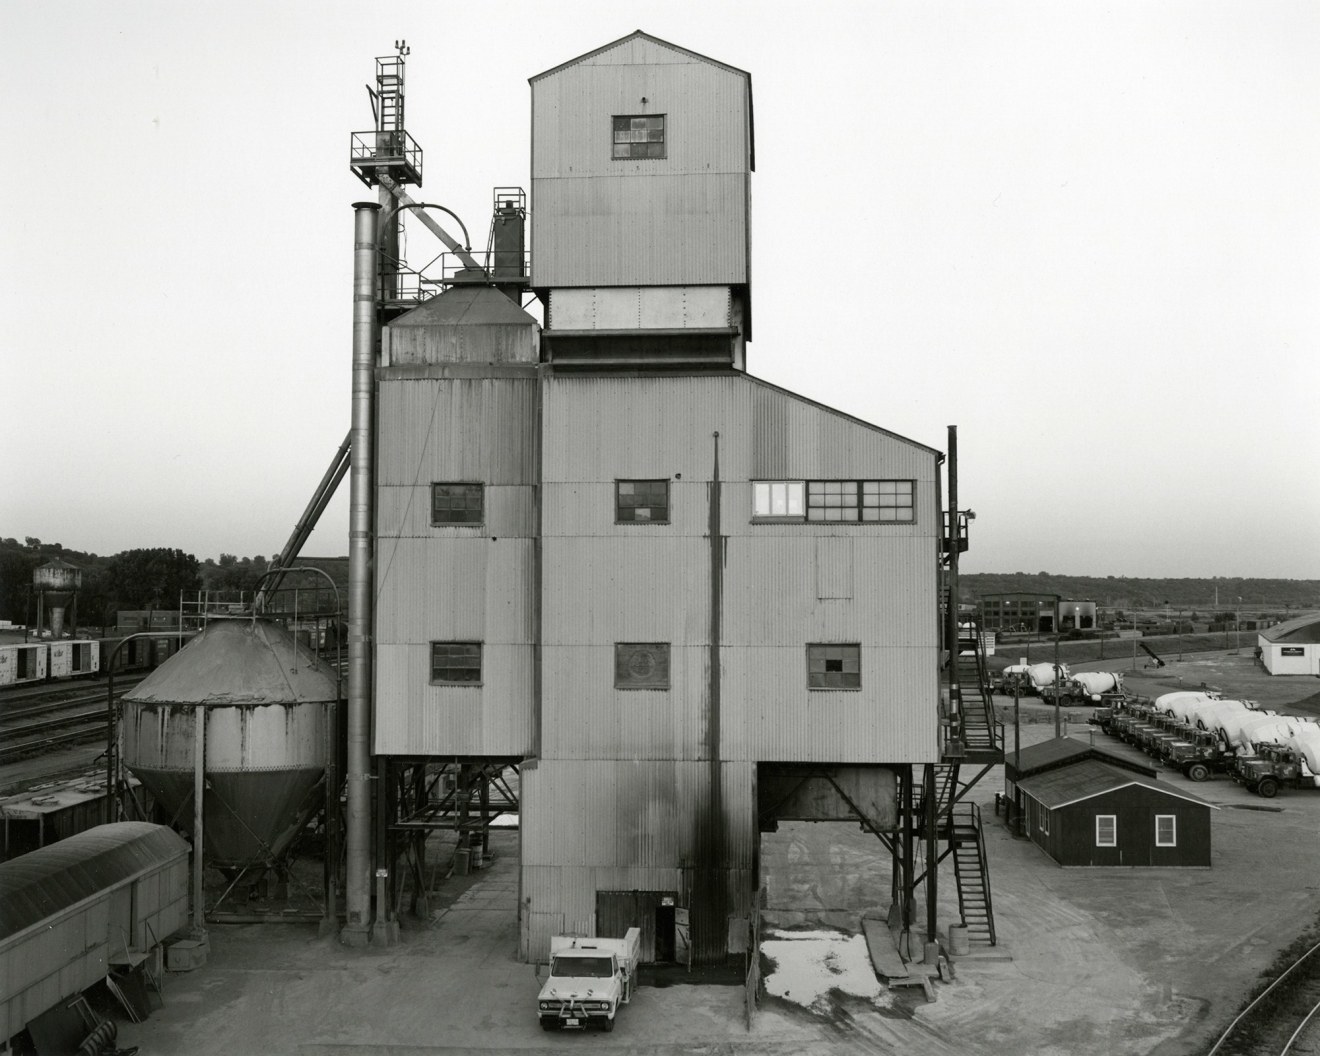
[997,662,1125,703]
[1089,690,1320,797]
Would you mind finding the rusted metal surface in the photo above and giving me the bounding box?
[376,377,538,486]
[373,643,534,756]
[384,285,539,365]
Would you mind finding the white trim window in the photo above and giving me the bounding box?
[1155,814,1176,847]
[752,481,804,519]
[1095,815,1117,847]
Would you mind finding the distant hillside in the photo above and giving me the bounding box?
[959,573,1320,611]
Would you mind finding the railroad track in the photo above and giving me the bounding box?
[1208,935,1320,1056]
[0,678,145,765]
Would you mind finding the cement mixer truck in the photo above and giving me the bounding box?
[1234,723,1320,798]
[1067,671,1124,702]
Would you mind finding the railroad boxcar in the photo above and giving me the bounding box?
[0,643,48,687]
[0,822,190,1046]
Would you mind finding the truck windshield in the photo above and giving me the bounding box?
[551,955,614,978]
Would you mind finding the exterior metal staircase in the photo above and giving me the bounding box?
[950,802,996,945]
[948,616,1003,763]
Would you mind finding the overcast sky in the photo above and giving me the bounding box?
[3,1,1317,578]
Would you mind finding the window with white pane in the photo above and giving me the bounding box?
[752,481,805,519]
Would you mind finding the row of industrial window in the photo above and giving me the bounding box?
[430,480,915,526]
[430,642,862,690]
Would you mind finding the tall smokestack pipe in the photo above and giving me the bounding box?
[343,201,380,945]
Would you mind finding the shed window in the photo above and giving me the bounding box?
[1155,815,1176,847]
[430,642,482,685]
[807,643,861,690]
[615,643,670,689]
[1095,815,1117,847]
[431,483,484,525]
[616,480,670,523]
[613,114,666,159]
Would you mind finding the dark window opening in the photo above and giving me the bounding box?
[613,114,666,159]
[430,641,482,685]
[807,643,861,689]
[616,480,670,523]
[431,483,484,525]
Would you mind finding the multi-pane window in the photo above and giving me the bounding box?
[612,114,666,159]
[431,483,484,525]
[616,480,670,523]
[1095,815,1117,847]
[1155,815,1176,847]
[430,642,482,685]
[807,643,861,690]
[752,481,805,519]
[614,643,670,689]
[807,480,914,523]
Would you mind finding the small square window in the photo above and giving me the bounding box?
[616,480,670,523]
[615,643,670,689]
[431,483,484,525]
[807,643,861,690]
[1096,815,1117,847]
[430,642,482,685]
[613,114,666,159]
[1155,815,1176,847]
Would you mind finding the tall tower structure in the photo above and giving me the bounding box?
[531,32,753,370]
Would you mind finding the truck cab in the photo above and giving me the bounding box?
[537,929,640,1031]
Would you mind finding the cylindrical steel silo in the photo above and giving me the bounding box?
[120,617,338,868]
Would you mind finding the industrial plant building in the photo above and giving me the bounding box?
[366,32,997,963]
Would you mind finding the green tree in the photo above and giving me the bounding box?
[0,548,37,623]
[107,548,202,610]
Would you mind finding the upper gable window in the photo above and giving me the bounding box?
[613,115,666,159]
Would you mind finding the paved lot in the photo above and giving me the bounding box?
[115,655,1320,1055]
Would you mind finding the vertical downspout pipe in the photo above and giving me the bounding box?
[344,201,380,945]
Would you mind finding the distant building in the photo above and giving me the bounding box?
[978,594,1096,634]
[1258,615,1320,676]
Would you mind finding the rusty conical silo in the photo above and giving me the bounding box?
[121,617,338,868]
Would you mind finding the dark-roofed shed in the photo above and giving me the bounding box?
[1017,759,1216,867]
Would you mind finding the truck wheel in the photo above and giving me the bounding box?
[1257,777,1280,799]
[601,1016,615,1033]
[1186,764,1210,782]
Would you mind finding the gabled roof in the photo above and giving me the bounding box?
[1005,736,1157,783]
[1018,759,1217,811]
[1260,614,1320,644]
[530,30,754,171]
[0,823,189,943]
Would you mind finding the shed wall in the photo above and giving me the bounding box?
[1028,786,1211,867]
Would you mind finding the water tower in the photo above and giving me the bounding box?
[33,558,81,638]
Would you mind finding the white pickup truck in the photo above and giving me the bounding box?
[537,928,640,1032]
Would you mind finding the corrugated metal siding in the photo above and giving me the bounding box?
[542,483,706,538]
[530,50,749,289]
[376,377,537,486]
[373,643,533,756]
[815,538,853,599]
[540,646,707,761]
[377,485,534,544]
[386,322,537,365]
[548,286,731,330]
[532,59,749,179]
[532,175,747,287]
[375,538,533,644]
[721,646,938,763]
[519,759,755,961]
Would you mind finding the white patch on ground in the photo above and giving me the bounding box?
[761,929,892,1012]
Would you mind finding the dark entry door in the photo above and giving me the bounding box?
[596,890,679,964]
